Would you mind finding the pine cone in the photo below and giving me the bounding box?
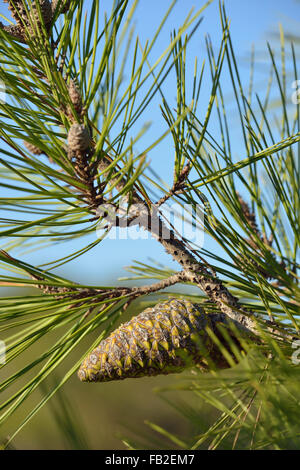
[4,0,27,28]
[68,80,83,115]
[67,124,91,152]
[28,0,52,34]
[5,1,52,30]
[23,140,43,155]
[78,298,225,383]
[32,0,52,24]
[0,23,26,43]
[52,0,72,14]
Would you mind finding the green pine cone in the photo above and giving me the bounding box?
[78,298,219,383]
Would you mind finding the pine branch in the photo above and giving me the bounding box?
[155,163,191,207]
[0,0,298,448]
[0,0,72,43]
[68,139,259,335]
[63,124,291,341]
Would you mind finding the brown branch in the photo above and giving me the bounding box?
[75,155,294,341]
[0,249,187,307]
[58,272,186,304]
[137,207,259,334]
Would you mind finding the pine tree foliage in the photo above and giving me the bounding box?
[0,0,299,449]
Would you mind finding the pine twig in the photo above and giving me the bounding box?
[155,163,191,207]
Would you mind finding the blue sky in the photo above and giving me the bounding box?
[0,0,299,286]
